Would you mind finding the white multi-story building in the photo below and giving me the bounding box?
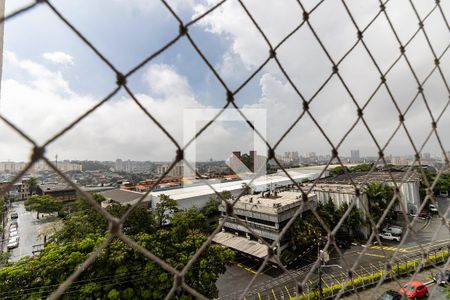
[214,191,317,258]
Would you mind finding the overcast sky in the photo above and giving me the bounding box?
[0,0,449,162]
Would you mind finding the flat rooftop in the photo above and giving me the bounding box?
[231,191,316,215]
[39,184,75,192]
[303,183,357,194]
[319,171,420,185]
[99,189,149,204]
[150,166,326,200]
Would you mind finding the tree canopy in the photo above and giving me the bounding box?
[25,195,62,219]
[1,194,234,299]
[154,194,179,227]
[364,182,395,224]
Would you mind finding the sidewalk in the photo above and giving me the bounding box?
[343,267,447,299]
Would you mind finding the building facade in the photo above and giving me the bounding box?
[216,191,317,257]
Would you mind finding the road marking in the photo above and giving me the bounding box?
[403,239,450,252]
[357,251,388,258]
[258,292,262,300]
[236,263,257,274]
[272,289,278,300]
[321,277,330,288]
[285,286,292,298]
[368,245,406,252]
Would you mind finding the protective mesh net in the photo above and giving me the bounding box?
[0,0,449,299]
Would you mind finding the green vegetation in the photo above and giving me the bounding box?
[329,163,373,176]
[25,195,63,219]
[419,170,450,201]
[365,182,395,225]
[286,198,365,263]
[154,194,179,227]
[290,250,450,299]
[0,196,5,235]
[0,194,234,299]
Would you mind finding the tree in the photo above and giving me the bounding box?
[154,194,178,227]
[241,183,251,195]
[290,211,322,248]
[0,252,10,266]
[349,163,373,173]
[318,198,339,229]
[53,197,155,243]
[25,195,62,219]
[0,220,234,299]
[337,202,365,236]
[171,209,208,242]
[329,166,349,176]
[365,182,395,226]
[27,177,38,196]
[108,204,156,236]
[202,191,231,217]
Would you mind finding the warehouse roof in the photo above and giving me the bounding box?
[99,189,149,204]
[319,171,420,185]
[150,166,326,200]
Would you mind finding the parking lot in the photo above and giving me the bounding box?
[344,267,449,299]
[3,201,51,261]
[217,197,450,299]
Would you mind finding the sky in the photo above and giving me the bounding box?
[0,0,449,162]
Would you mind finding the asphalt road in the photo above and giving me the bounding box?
[6,201,46,261]
[218,197,450,299]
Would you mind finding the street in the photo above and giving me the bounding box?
[5,201,50,261]
[217,197,450,299]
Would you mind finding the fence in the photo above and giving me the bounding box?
[0,0,449,299]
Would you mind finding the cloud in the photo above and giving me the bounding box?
[0,53,255,162]
[193,0,450,157]
[43,51,74,66]
[1,1,449,163]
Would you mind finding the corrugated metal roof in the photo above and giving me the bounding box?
[213,231,268,258]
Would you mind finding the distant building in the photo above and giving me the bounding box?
[156,163,184,177]
[422,153,431,160]
[0,161,26,173]
[115,159,123,172]
[99,189,151,208]
[350,150,360,162]
[214,191,317,258]
[316,171,421,214]
[36,183,77,202]
[19,179,32,201]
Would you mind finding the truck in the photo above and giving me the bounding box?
[379,232,401,242]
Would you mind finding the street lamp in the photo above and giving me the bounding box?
[317,253,342,299]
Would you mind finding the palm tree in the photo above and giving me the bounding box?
[364,182,395,227]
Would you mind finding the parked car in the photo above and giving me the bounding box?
[9,223,17,230]
[378,290,403,300]
[429,204,438,213]
[10,212,18,219]
[418,212,431,220]
[10,219,18,226]
[399,281,429,299]
[434,270,450,286]
[9,230,18,238]
[382,225,403,235]
[335,234,352,249]
[7,236,19,249]
[379,232,401,242]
